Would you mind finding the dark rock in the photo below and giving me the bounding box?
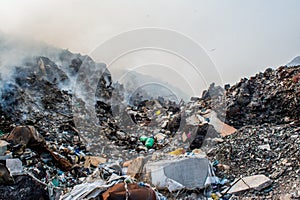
[189,123,219,150]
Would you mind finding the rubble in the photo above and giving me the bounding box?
[209,123,300,198]
[203,110,236,137]
[0,175,49,200]
[126,156,146,178]
[212,66,300,128]
[0,36,299,199]
[225,175,272,194]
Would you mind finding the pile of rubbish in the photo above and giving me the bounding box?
[0,38,299,199]
[209,122,300,199]
[0,47,225,199]
[209,66,300,128]
[206,66,300,199]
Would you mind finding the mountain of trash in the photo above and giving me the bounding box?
[0,37,299,200]
[205,66,300,128]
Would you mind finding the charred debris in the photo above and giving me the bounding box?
[0,47,299,199]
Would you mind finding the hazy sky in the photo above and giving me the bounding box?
[0,0,299,89]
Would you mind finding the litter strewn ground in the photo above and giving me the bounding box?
[0,40,299,199]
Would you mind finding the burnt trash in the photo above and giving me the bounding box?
[37,57,69,84]
[188,123,219,150]
[0,35,299,199]
[208,123,300,198]
[201,82,225,100]
[69,58,82,74]
[223,66,300,128]
[0,175,49,200]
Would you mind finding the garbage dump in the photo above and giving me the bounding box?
[0,38,299,199]
[207,66,300,128]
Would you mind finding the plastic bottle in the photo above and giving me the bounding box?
[145,137,154,148]
[140,136,148,142]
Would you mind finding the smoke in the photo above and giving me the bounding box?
[2,0,299,87]
[0,32,61,80]
[0,32,113,129]
[0,33,83,110]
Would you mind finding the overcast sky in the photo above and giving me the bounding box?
[0,0,299,94]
